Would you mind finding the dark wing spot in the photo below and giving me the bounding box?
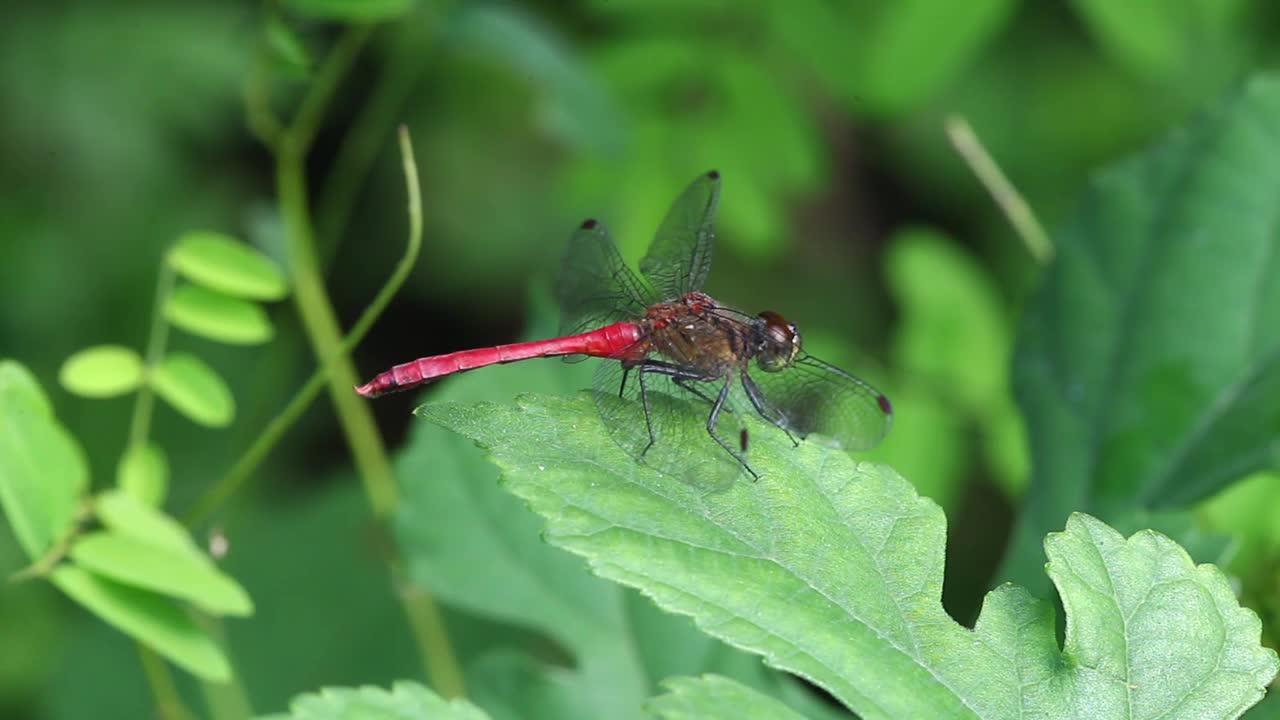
[878,394,893,415]
[581,218,598,229]
[706,169,720,180]
[739,428,749,453]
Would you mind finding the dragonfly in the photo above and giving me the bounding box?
[357,171,892,482]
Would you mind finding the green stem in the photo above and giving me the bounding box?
[267,29,464,693]
[128,262,175,449]
[944,115,1055,265]
[184,126,424,527]
[292,24,373,153]
[137,644,194,720]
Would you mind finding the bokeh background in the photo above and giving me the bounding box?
[3,0,1278,717]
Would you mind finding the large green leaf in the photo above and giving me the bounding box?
[646,675,807,720]
[267,681,488,720]
[51,565,230,681]
[395,356,836,720]
[1003,75,1280,587]
[424,393,1277,719]
[0,361,88,559]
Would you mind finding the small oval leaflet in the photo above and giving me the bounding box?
[165,284,275,345]
[150,353,235,428]
[58,345,144,398]
[167,231,287,301]
[116,443,169,507]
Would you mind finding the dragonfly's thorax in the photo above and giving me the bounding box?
[641,292,752,376]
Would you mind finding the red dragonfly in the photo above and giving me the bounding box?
[357,171,892,482]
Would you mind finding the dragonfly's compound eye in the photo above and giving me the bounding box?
[755,311,802,372]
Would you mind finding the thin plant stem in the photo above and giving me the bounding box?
[945,115,1055,265]
[137,644,194,720]
[185,126,424,527]
[129,262,176,449]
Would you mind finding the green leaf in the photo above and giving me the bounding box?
[1072,0,1247,81]
[1004,75,1280,587]
[150,352,235,427]
[165,284,275,345]
[272,681,489,720]
[69,531,252,616]
[265,15,310,73]
[0,361,88,559]
[51,565,230,681]
[281,0,413,22]
[95,489,202,559]
[58,345,144,398]
[646,675,807,720]
[396,356,820,720]
[852,0,1017,116]
[116,443,169,506]
[424,393,1278,719]
[167,230,287,301]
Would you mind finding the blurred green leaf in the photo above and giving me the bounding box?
[646,675,807,720]
[853,0,1016,116]
[150,352,235,427]
[445,5,623,153]
[0,361,88,559]
[425,393,1278,718]
[95,489,201,559]
[165,284,275,346]
[861,380,969,510]
[266,15,311,74]
[69,531,252,617]
[58,345,144,398]
[282,0,413,21]
[50,565,230,681]
[115,443,168,507]
[1072,0,1248,81]
[168,231,288,301]
[1201,472,1280,572]
[884,228,1028,496]
[1003,75,1280,589]
[270,681,489,720]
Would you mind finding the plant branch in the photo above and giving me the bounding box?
[292,24,373,155]
[945,115,1054,264]
[137,644,194,720]
[185,126,424,526]
[128,262,175,449]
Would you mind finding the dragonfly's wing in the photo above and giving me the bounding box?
[743,355,892,451]
[558,219,655,341]
[639,171,721,301]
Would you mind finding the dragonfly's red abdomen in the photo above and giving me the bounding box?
[355,321,642,397]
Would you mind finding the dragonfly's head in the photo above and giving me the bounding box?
[753,311,802,372]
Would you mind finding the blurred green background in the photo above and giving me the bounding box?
[3,0,1278,717]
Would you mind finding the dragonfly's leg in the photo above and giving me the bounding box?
[741,373,800,447]
[706,377,760,481]
[634,360,717,404]
[672,376,718,406]
[618,367,630,398]
[635,365,657,458]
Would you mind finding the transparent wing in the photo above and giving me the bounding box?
[743,355,892,451]
[592,355,747,489]
[639,170,721,301]
[558,219,656,339]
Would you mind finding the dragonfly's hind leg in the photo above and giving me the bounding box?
[706,378,760,481]
[632,359,718,460]
[741,373,800,447]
